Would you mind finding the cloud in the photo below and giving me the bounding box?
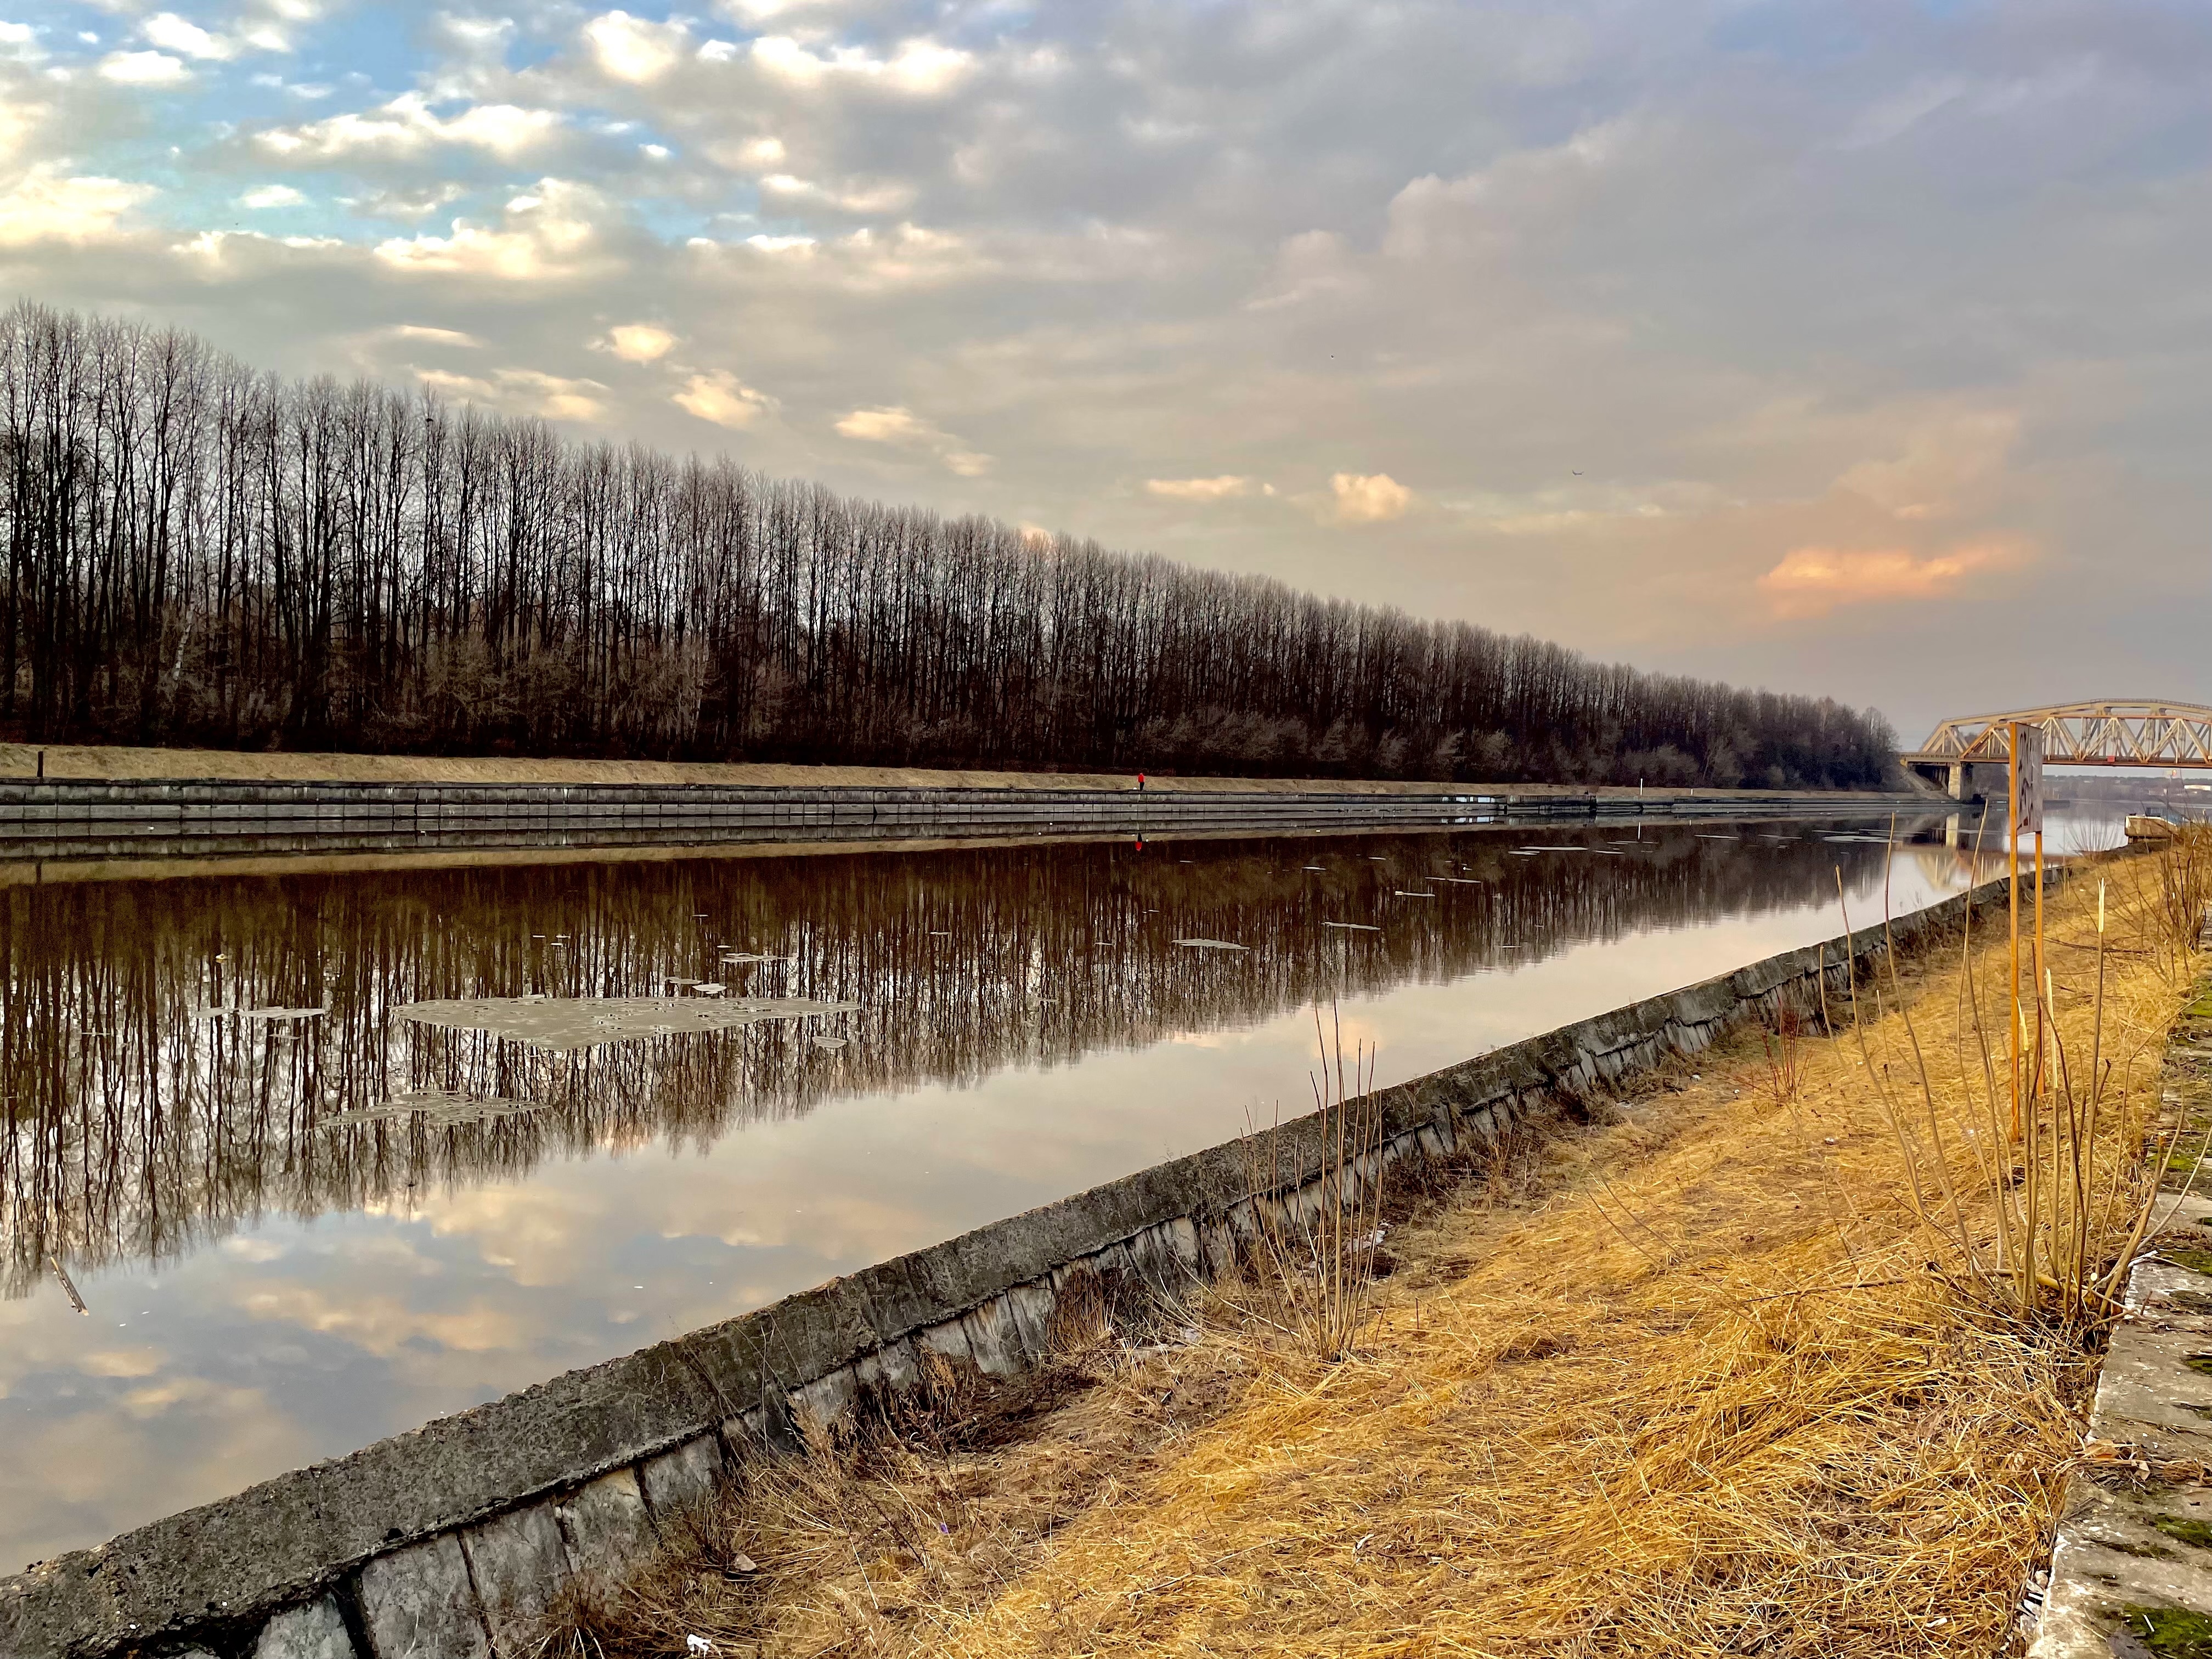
[1146,476,1256,501]
[582,11,687,83]
[759,174,916,215]
[835,405,990,475]
[1327,472,1413,524]
[1756,540,2029,619]
[674,370,776,428]
[0,166,151,245]
[141,13,235,60]
[597,322,675,362]
[748,35,973,95]
[374,182,602,280]
[260,95,561,161]
[239,184,304,209]
[386,324,481,346]
[1832,412,2019,521]
[98,50,189,84]
[414,366,609,422]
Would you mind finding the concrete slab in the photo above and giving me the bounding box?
[251,1596,356,1659]
[555,1469,657,1585]
[357,1536,488,1659]
[637,1435,726,1529]
[459,1503,569,1657]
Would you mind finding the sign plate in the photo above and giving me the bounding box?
[2011,723,2046,838]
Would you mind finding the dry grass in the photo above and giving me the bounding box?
[545,849,2203,1659]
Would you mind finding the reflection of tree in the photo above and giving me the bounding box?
[0,823,1936,1294]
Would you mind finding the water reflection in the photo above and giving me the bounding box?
[3,815,2005,1568]
[3,821,1969,1302]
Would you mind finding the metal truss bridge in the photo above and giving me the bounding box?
[1903,701,2212,770]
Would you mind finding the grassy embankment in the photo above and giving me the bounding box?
[549,838,2210,1659]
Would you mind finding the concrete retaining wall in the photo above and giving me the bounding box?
[0,874,2024,1659]
[0,777,1921,856]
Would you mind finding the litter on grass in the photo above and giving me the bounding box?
[1322,922,1381,932]
[1171,938,1249,952]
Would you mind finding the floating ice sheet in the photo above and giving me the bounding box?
[395,995,860,1052]
[318,1090,545,1130]
[192,1004,329,1021]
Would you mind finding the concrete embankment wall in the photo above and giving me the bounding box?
[0,776,1923,862]
[0,876,2023,1659]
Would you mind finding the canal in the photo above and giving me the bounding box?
[0,810,2086,1569]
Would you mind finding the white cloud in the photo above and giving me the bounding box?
[374,180,601,280]
[98,50,188,84]
[674,370,776,428]
[1327,472,1413,524]
[1757,540,2029,618]
[260,95,561,161]
[0,165,151,244]
[387,324,482,347]
[834,404,990,474]
[583,10,686,83]
[598,322,675,362]
[760,173,915,215]
[748,35,973,95]
[239,184,304,209]
[1146,475,1255,501]
[141,13,235,60]
[415,366,609,422]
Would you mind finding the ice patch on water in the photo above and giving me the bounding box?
[395,995,860,1052]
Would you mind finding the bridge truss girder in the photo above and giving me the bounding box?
[1903,702,2212,769]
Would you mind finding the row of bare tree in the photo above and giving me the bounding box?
[0,301,1897,785]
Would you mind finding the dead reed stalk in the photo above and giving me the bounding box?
[1237,1004,1387,1362]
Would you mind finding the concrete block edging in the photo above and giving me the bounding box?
[0,873,2035,1659]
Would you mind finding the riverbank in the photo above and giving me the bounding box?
[0,742,1923,802]
[557,844,2204,1657]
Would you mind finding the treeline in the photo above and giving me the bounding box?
[0,301,1897,786]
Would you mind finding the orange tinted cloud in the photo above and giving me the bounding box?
[1756,539,2027,618]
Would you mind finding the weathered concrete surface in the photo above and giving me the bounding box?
[0,872,2027,1659]
[249,1599,351,1659]
[456,1507,566,1658]
[2029,973,2212,1658]
[356,1538,486,1659]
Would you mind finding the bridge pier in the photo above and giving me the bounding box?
[1908,760,2009,804]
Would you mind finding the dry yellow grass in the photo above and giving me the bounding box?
[552,848,2203,1659]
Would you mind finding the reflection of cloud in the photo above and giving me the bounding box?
[79,1346,165,1378]
[1757,539,2028,618]
[239,1282,526,1356]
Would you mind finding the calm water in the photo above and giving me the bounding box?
[0,810,2091,1568]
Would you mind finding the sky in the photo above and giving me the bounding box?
[0,0,2207,746]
